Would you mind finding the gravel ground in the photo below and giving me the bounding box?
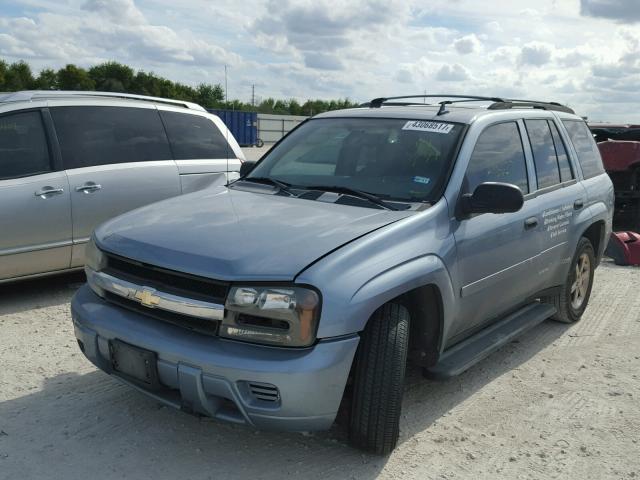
[1,260,638,479]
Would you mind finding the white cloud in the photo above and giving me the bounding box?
[453,34,481,55]
[518,42,553,66]
[0,0,638,121]
[435,64,470,82]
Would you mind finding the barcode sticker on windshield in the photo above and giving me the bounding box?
[402,120,454,134]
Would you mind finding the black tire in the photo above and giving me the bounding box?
[542,237,595,323]
[349,303,410,454]
[256,139,264,148]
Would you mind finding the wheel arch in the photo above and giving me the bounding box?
[345,255,454,364]
[581,219,606,264]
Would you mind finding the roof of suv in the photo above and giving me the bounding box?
[314,94,580,124]
[0,90,205,111]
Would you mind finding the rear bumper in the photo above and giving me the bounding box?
[71,285,359,431]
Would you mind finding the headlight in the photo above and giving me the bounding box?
[221,285,321,347]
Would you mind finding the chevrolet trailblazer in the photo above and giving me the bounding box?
[71,95,613,454]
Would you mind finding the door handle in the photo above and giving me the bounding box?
[75,183,102,193]
[524,217,538,229]
[34,187,64,198]
[574,199,584,210]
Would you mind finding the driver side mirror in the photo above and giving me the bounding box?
[460,182,524,215]
[240,161,257,177]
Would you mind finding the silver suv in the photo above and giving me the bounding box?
[71,94,613,454]
[0,91,244,283]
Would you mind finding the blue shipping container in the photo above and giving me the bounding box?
[207,109,258,147]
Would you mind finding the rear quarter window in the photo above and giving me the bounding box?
[562,120,605,179]
[159,111,230,159]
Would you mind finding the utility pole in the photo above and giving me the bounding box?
[251,84,255,107]
[224,65,228,106]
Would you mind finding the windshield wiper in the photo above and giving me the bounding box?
[304,185,398,211]
[239,176,294,196]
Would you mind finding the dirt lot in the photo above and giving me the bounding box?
[1,260,639,480]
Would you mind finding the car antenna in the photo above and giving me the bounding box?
[225,65,230,184]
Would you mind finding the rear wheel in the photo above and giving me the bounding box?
[348,303,410,454]
[543,237,595,323]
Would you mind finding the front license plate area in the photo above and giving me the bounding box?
[109,339,160,390]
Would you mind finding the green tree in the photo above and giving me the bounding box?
[195,83,224,108]
[56,64,95,90]
[35,68,57,89]
[4,61,34,90]
[0,60,7,90]
[88,61,134,92]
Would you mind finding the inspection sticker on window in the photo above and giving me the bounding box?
[413,176,431,185]
[402,120,454,134]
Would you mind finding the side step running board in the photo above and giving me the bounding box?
[424,302,556,380]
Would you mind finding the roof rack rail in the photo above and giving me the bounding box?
[365,94,574,115]
[488,100,574,114]
[367,95,505,108]
[0,90,205,111]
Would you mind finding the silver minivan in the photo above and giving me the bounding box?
[0,91,244,283]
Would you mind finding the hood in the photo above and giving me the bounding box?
[95,185,412,281]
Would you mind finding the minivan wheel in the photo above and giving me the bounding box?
[349,303,410,455]
[542,237,595,324]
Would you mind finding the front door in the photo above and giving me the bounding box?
[451,120,543,340]
[0,110,72,280]
[49,104,181,267]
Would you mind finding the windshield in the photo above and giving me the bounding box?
[247,117,464,202]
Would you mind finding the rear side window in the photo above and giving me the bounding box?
[549,121,573,182]
[466,122,529,194]
[524,119,561,189]
[159,111,230,159]
[0,111,51,180]
[562,120,605,179]
[51,106,172,169]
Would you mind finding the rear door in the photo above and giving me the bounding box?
[452,120,543,338]
[158,108,243,193]
[522,118,584,286]
[50,104,181,267]
[0,109,72,280]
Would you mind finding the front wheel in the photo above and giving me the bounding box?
[543,237,595,323]
[349,303,410,454]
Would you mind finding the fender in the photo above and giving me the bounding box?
[346,254,456,351]
[295,200,458,344]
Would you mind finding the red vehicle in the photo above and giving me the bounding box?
[589,123,640,231]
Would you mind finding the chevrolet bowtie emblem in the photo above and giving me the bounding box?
[134,287,160,308]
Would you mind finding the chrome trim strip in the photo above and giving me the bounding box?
[0,240,73,256]
[86,269,224,321]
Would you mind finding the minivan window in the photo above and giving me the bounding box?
[549,121,573,182]
[159,111,230,159]
[248,118,465,202]
[525,119,561,189]
[51,106,172,169]
[562,120,605,179]
[465,122,529,194]
[0,111,51,180]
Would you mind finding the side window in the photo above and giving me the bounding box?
[159,111,230,159]
[0,111,51,180]
[524,119,561,189]
[562,120,605,179]
[466,122,529,194]
[549,121,573,182]
[51,106,172,169]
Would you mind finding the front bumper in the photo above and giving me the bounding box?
[71,285,359,431]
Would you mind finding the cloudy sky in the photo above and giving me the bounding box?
[1,0,638,121]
